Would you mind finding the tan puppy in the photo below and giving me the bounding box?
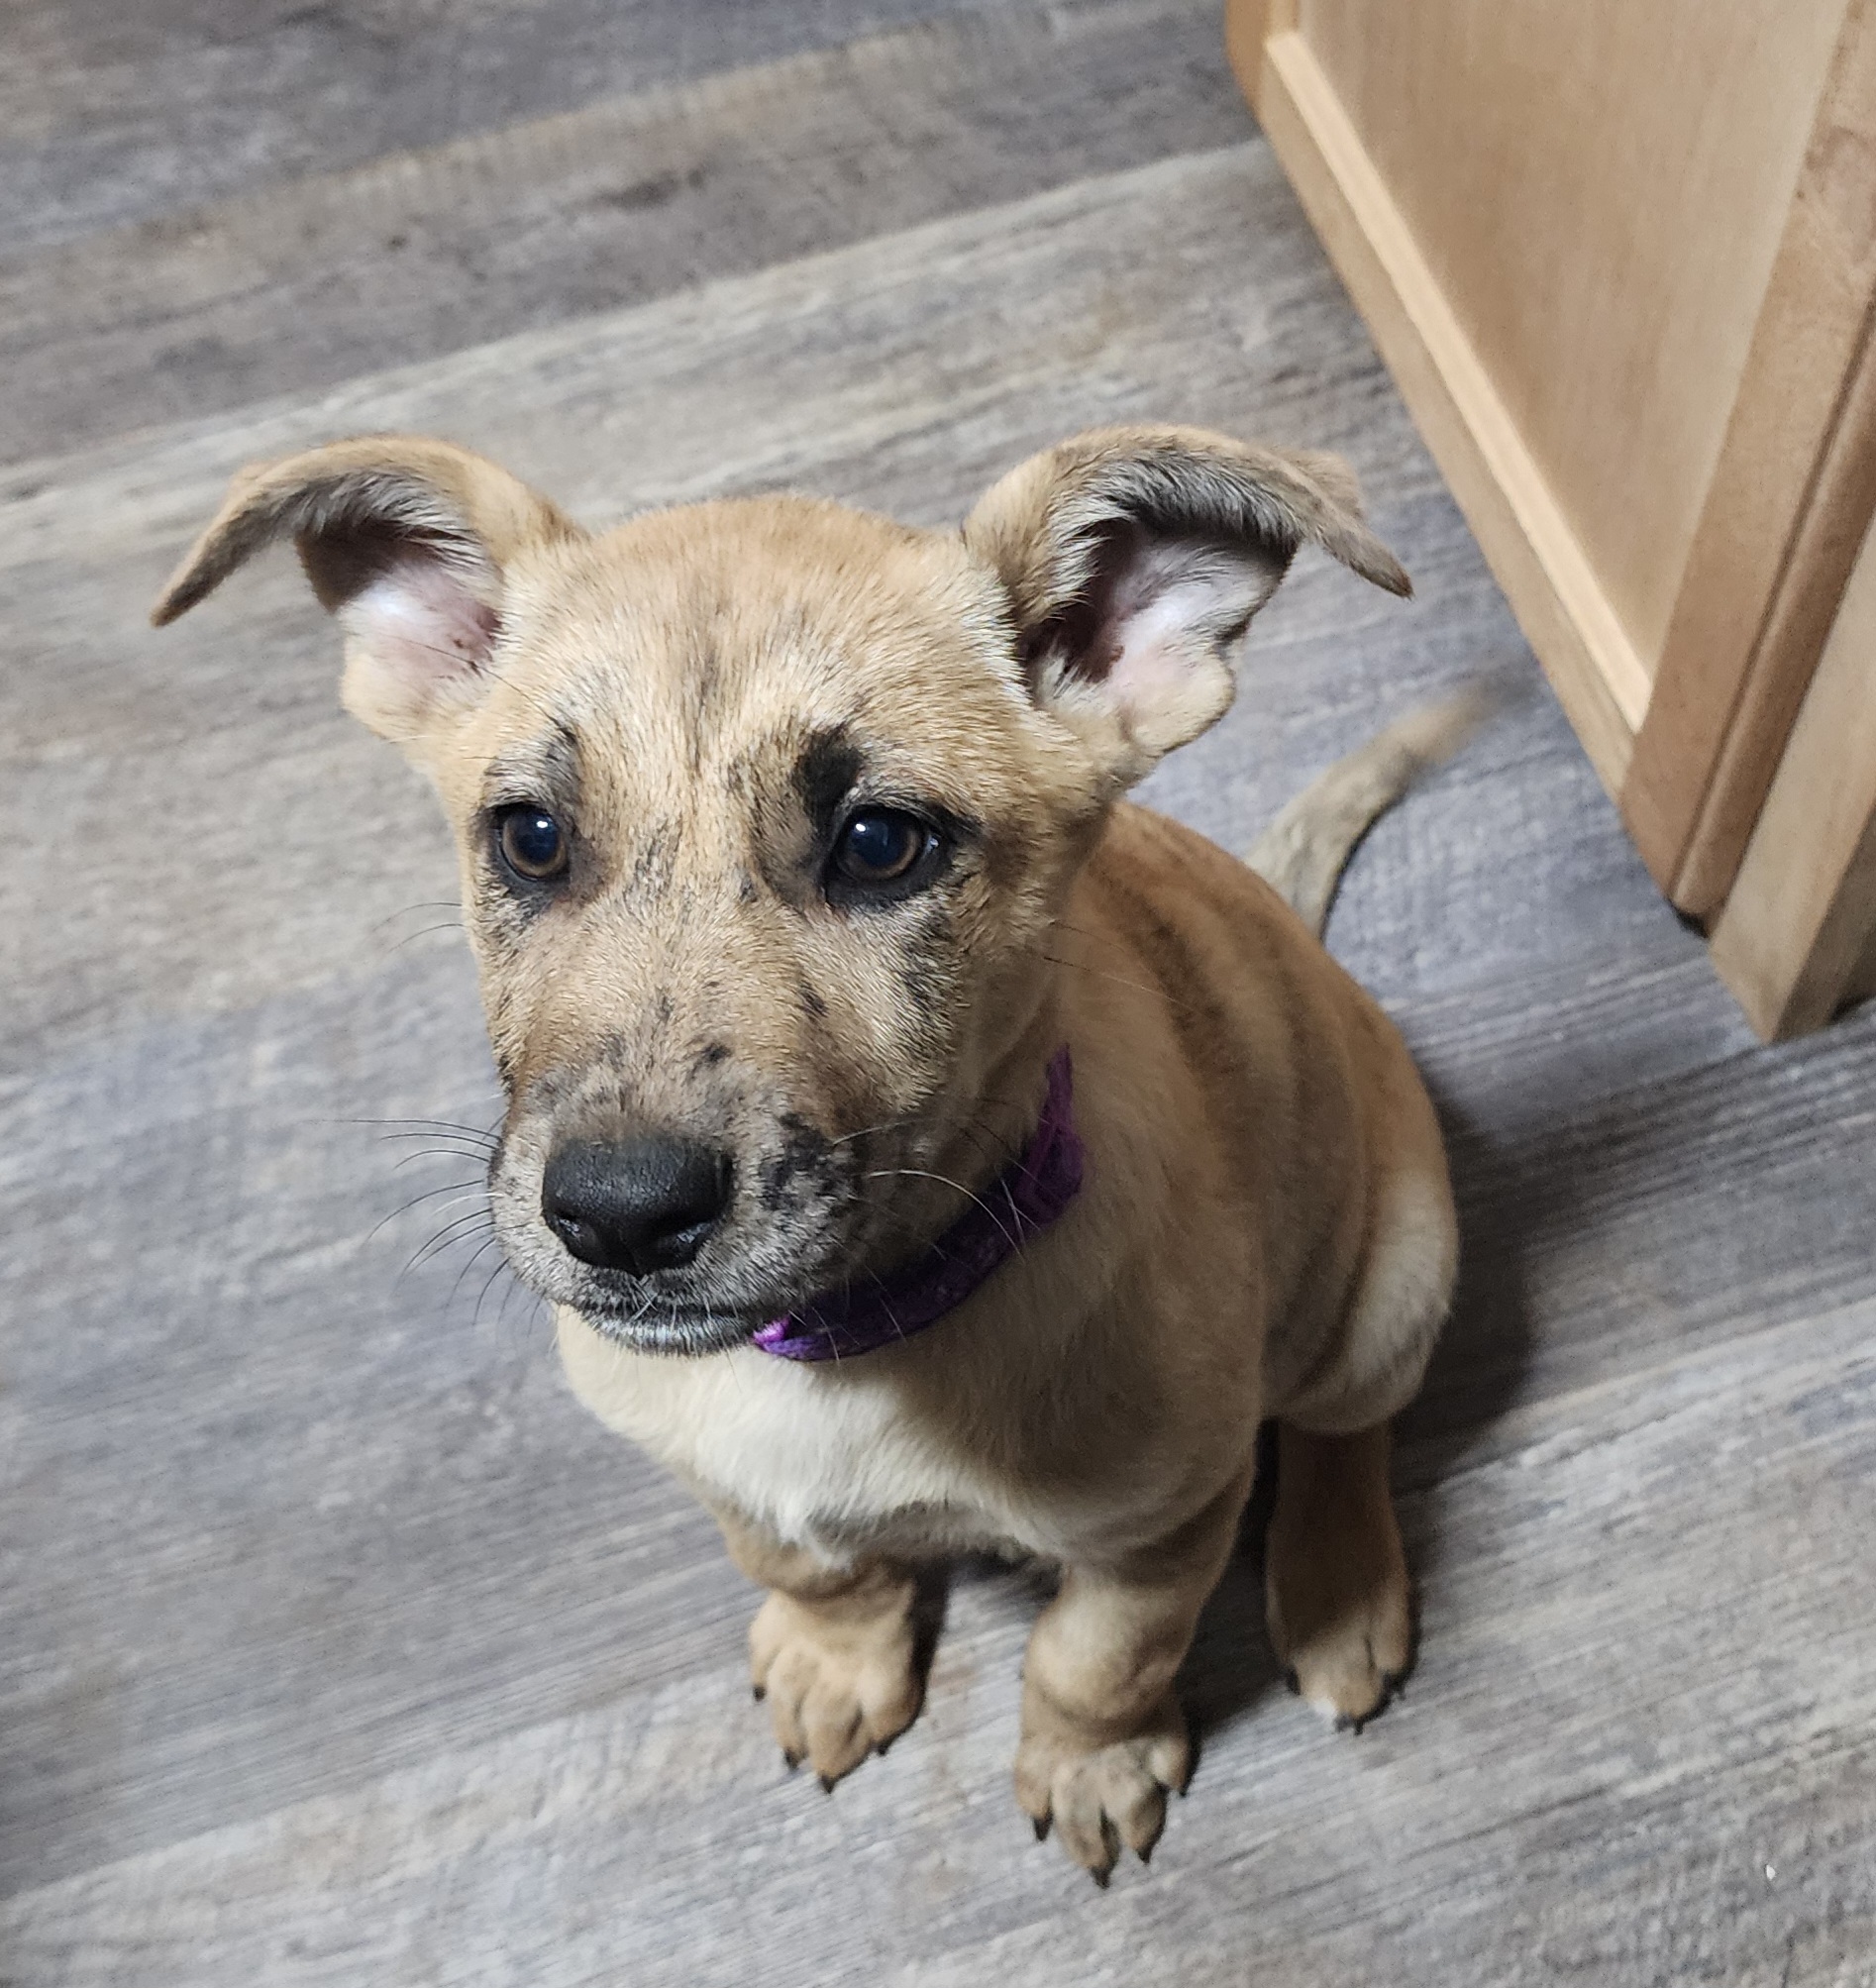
[155,426,1461,1882]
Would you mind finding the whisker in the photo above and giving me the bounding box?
[381,920,466,958]
[402,1208,496,1277]
[482,655,570,730]
[494,1263,548,1347]
[493,1264,522,1331]
[860,1262,913,1350]
[368,900,464,939]
[827,1113,918,1151]
[365,1178,485,1241]
[357,1118,501,1143]
[391,1144,497,1174]
[948,1116,1023,1172]
[476,1258,512,1334]
[862,1167,1021,1258]
[1018,943,1170,1008]
[447,1234,505,1308]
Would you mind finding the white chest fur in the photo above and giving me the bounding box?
[556,1308,1052,1562]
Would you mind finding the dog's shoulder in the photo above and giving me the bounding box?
[1092,800,1304,933]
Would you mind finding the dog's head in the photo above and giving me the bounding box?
[155,427,1407,1351]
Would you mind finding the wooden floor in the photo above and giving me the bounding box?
[3,4,1873,1982]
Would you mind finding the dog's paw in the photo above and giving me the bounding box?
[1013,1693,1189,1883]
[749,1590,923,1787]
[1267,1551,1410,1728]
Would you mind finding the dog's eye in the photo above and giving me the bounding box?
[831,809,932,890]
[494,805,569,883]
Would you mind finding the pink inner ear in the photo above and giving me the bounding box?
[1106,576,1238,706]
[1100,541,1281,714]
[346,555,500,707]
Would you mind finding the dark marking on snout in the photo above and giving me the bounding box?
[760,1111,836,1214]
[895,899,956,1030]
[694,1041,731,1070]
[798,978,828,1022]
[630,821,681,895]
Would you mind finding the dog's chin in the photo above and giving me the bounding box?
[574,1296,768,1357]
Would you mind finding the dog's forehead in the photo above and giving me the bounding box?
[484,495,1030,805]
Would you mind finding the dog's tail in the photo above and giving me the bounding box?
[1246,687,1494,937]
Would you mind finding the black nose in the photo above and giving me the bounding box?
[542,1138,731,1275]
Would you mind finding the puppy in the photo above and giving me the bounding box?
[155,426,1462,1881]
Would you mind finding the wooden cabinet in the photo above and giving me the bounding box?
[1227,0,1876,1036]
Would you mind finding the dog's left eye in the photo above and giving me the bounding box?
[827,808,938,896]
[494,805,569,882]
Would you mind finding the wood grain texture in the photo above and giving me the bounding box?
[1229,0,1876,1045]
[7,1285,1872,1984]
[1299,0,1847,681]
[1226,7,1646,797]
[0,0,1016,256]
[0,0,1252,466]
[1622,0,1876,912]
[5,4,1874,1980]
[1710,506,1876,1037]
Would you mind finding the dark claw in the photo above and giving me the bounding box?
[1284,1668,1301,1696]
[1091,1865,1111,1891]
[819,1774,836,1795]
[752,1685,766,1703]
[782,1748,800,1772]
[1138,1842,1153,1867]
[1032,1816,1050,1842]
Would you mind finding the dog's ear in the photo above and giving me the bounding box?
[152,435,579,745]
[963,425,1409,785]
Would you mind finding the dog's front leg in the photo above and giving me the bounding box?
[1015,1469,1251,1881]
[715,1509,925,1789]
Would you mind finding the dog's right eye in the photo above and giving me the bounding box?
[824,806,945,907]
[494,805,569,883]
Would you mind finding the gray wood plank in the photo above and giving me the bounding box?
[1406,991,1876,1472]
[6,1299,1869,1984]
[0,0,1251,465]
[0,0,1033,257]
[0,942,724,1897]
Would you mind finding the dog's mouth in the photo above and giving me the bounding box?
[485,1134,932,1356]
[570,1290,776,1356]
[525,1239,892,1356]
[479,1074,1022,1356]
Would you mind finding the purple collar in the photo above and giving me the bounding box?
[752,1047,1086,1363]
